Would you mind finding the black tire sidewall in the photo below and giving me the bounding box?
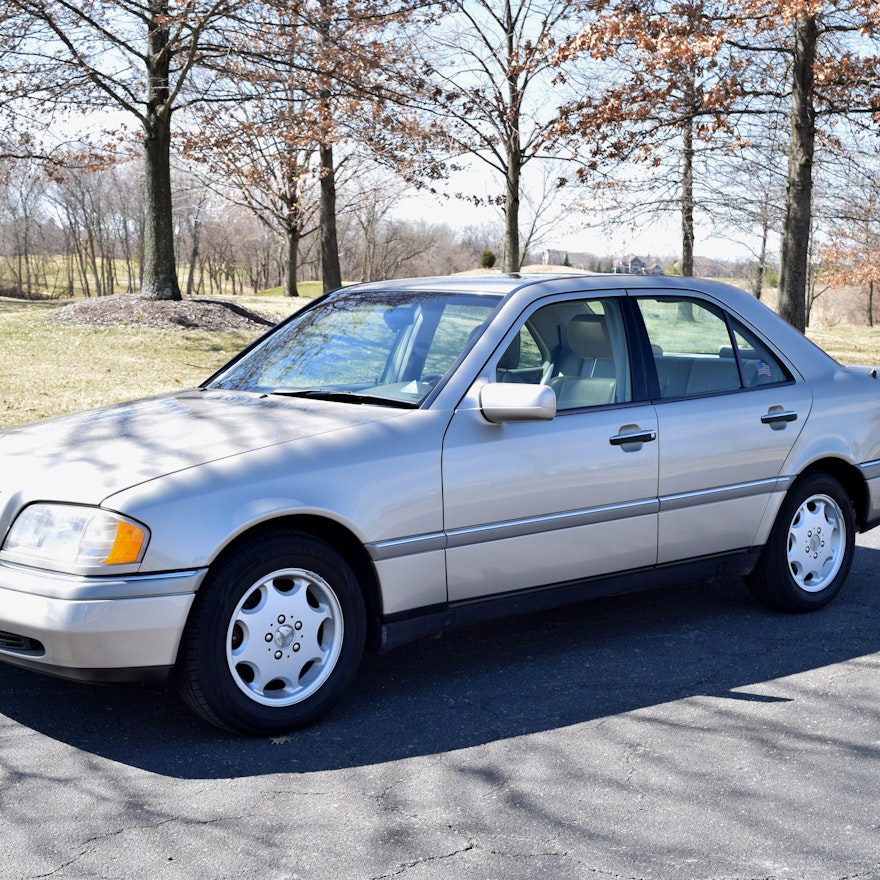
[179,530,366,734]
[753,473,855,611]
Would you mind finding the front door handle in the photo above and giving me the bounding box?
[761,410,798,425]
[610,429,657,446]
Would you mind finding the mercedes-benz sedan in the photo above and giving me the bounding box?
[1,273,878,734]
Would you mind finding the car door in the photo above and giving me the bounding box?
[633,293,812,564]
[441,294,660,602]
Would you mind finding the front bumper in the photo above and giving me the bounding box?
[0,561,206,686]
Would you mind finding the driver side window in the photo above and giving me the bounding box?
[496,324,545,384]
[497,298,632,411]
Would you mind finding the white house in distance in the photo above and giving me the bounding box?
[540,249,665,275]
[616,255,664,275]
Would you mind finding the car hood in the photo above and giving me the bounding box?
[0,389,405,507]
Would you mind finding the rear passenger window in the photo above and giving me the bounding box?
[730,318,793,387]
[637,297,741,399]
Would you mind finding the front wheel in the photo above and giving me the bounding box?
[746,473,855,612]
[176,529,366,735]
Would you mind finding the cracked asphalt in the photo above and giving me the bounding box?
[2,533,880,880]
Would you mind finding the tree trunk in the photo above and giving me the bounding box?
[141,1,181,301]
[65,251,75,298]
[680,72,696,278]
[141,114,181,300]
[185,216,200,299]
[752,210,770,300]
[316,0,342,292]
[502,5,522,274]
[868,280,874,328]
[86,225,102,297]
[23,224,33,297]
[320,141,342,291]
[503,192,521,276]
[777,15,817,332]
[503,152,521,273]
[284,225,300,297]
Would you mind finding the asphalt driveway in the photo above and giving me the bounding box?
[1,532,879,879]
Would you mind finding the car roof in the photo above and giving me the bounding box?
[348,272,749,306]
[347,273,568,296]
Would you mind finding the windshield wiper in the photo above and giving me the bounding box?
[268,388,418,409]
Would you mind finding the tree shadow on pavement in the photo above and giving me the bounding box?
[1,544,879,779]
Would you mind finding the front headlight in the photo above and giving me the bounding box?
[1,504,150,570]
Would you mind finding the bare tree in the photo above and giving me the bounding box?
[4,0,238,300]
[184,0,426,293]
[707,106,789,299]
[558,0,749,278]
[731,0,880,330]
[187,81,321,297]
[816,151,880,326]
[0,161,51,296]
[401,0,589,272]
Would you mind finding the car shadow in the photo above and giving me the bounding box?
[2,544,879,779]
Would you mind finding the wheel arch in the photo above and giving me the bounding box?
[797,457,868,529]
[203,514,384,652]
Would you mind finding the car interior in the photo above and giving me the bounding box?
[494,294,792,410]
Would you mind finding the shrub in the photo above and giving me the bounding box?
[480,250,497,269]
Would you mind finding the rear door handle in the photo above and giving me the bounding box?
[761,410,798,425]
[610,429,657,446]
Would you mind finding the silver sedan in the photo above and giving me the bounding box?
[1,273,879,734]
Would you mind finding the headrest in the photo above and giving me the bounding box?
[567,314,613,360]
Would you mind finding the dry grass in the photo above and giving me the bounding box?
[806,325,880,366]
[1,292,879,431]
[0,295,307,429]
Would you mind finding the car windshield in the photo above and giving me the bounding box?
[208,288,502,406]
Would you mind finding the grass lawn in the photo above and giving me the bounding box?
[0,294,307,429]
[1,292,880,431]
[806,325,880,365]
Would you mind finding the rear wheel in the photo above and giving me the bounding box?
[746,473,854,612]
[176,529,365,734]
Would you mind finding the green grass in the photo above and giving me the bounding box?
[638,299,733,355]
[0,295,303,429]
[807,326,880,365]
[1,294,880,431]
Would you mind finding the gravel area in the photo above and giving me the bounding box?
[50,295,277,332]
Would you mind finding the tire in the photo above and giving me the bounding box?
[176,529,366,735]
[746,472,855,612]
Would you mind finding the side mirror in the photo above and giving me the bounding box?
[479,383,557,423]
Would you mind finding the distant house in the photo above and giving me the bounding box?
[617,255,646,274]
[617,255,664,275]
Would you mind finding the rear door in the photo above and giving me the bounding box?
[633,294,812,564]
